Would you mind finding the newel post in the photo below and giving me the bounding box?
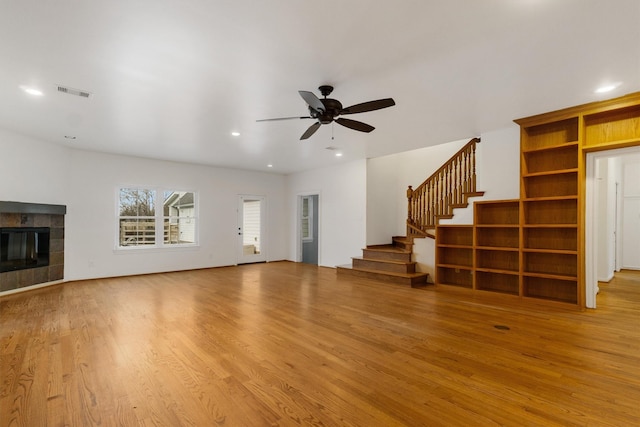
[406,185,414,222]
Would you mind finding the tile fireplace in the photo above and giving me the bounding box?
[0,201,66,292]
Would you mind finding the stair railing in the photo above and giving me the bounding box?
[407,137,481,237]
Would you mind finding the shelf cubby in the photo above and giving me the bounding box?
[437,247,473,268]
[523,227,577,251]
[523,276,577,304]
[435,225,473,246]
[437,266,473,288]
[523,252,577,278]
[523,198,577,225]
[476,227,519,249]
[522,117,578,150]
[476,249,519,272]
[474,200,519,224]
[476,271,519,295]
[584,104,640,147]
[522,143,579,174]
[522,171,577,199]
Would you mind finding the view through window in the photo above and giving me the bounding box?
[118,188,197,248]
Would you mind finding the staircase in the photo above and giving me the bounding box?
[338,138,484,288]
[337,236,429,287]
[407,137,483,238]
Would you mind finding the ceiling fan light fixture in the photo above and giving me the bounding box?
[257,85,395,140]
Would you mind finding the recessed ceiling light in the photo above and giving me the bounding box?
[595,82,622,94]
[267,164,273,168]
[21,86,43,96]
[335,153,343,157]
[231,131,240,137]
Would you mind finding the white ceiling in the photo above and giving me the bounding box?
[1,0,639,174]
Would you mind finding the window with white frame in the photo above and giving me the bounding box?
[118,188,197,248]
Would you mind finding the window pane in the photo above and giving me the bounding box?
[163,218,196,244]
[119,189,155,216]
[119,218,155,246]
[163,191,196,245]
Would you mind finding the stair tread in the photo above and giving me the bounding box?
[338,265,427,279]
[352,256,415,266]
[364,244,411,253]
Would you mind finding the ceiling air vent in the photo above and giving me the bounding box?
[57,85,92,99]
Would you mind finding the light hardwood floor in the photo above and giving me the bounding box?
[1,262,639,426]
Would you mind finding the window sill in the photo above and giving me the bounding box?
[114,244,200,254]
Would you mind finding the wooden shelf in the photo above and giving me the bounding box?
[476,246,519,252]
[521,141,579,154]
[436,243,472,249]
[523,168,578,178]
[523,248,577,255]
[438,264,473,270]
[522,272,578,281]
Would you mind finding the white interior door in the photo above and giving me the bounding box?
[238,195,266,264]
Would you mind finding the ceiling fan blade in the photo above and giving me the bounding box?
[300,122,321,140]
[335,118,375,133]
[256,116,311,122]
[340,98,396,115]
[299,91,325,113]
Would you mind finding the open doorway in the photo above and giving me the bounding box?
[237,195,266,264]
[586,147,640,307]
[298,194,319,265]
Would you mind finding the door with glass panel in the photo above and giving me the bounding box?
[237,195,266,264]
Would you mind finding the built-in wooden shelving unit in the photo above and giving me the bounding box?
[434,91,640,307]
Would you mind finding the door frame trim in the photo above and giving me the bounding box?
[237,194,267,264]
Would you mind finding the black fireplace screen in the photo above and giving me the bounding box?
[0,227,50,273]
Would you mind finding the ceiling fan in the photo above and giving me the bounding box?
[257,85,396,140]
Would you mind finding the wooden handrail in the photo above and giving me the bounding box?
[407,137,481,237]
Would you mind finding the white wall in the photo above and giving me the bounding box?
[622,157,640,269]
[0,129,70,204]
[595,157,617,281]
[1,128,288,283]
[441,126,521,224]
[285,160,367,268]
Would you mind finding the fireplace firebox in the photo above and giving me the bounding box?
[0,227,50,273]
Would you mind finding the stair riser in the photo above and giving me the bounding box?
[362,250,412,263]
[392,238,413,251]
[352,259,415,274]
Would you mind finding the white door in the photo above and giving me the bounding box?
[238,195,266,264]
